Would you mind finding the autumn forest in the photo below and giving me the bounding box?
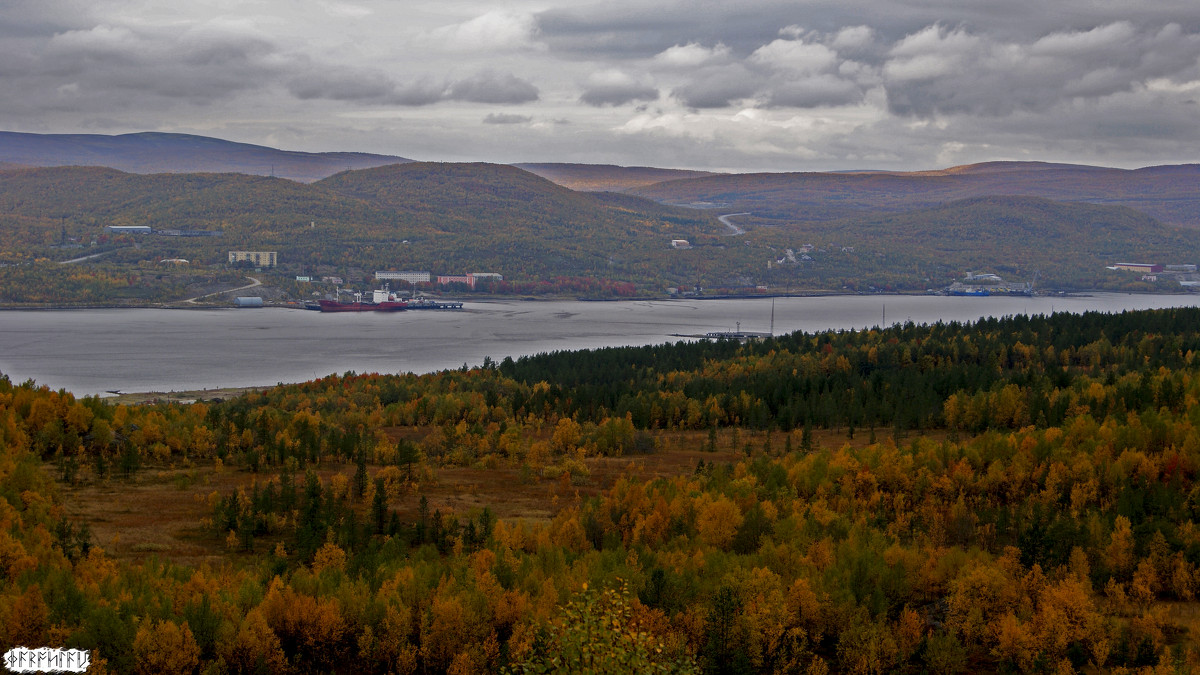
[2,308,1200,673]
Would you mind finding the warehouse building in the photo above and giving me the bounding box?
[375,270,431,284]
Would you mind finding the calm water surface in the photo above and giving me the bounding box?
[1,293,1197,396]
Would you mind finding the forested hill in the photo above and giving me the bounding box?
[312,162,728,281]
[0,163,724,288]
[742,195,1200,290]
[315,162,715,238]
[1,159,1196,299]
[630,160,1200,227]
[0,131,411,182]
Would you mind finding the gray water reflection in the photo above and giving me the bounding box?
[1,293,1196,395]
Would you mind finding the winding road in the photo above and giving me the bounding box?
[182,276,262,304]
[718,212,750,236]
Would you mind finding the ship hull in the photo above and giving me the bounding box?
[317,300,407,312]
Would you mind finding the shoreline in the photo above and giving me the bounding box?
[2,288,1187,312]
[7,292,1197,403]
[100,386,272,405]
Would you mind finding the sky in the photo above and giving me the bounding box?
[3,0,1200,172]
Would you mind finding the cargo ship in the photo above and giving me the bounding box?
[318,287,407,312]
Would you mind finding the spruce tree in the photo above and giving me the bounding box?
[371,477,387,535]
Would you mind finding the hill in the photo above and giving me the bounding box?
[631,160,1200,227]
[0,163,726,300]
[514,163,717,192]
[0,161,1195,304]
[0,131,411,182]
[313,162,727,280]
[744,195,1200,291]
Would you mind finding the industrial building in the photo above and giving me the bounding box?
[436,273,503,289]
[375,271,431,284]
[228,251,277,268]
[964,272,1002,282]
[1111,262,1163,273]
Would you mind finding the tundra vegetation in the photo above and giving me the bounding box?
[1,307,1200,673]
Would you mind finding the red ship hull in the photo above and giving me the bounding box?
[317,300,407,312]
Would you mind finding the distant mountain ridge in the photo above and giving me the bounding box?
[0,131,412,182]
[631,160,1200,227]
[3,131,1197,229]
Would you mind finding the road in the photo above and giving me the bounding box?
[182,276,262,304]
[59,248,125,264]
[718,212,750,236]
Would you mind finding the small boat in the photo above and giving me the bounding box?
[947,287,991,297]
[405,296,464,310]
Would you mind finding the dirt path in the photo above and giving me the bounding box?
[59,248,126,264]
[182,275,262,304]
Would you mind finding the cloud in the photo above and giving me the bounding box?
[483,113,532,124]
[672,65,759,108]
[579,69,658,106]
[426,10,541,52]
[447,70,539,104]
[285,67,537,106]
[286,66,399,102]
[763,74,865,108]
[8,0,1200,172]
[665,31,873,110]
[318,2,373,19]
[28,21,284,104]
[750,38,840,75]
[653,42,732,68]
[831,25,875,52]
[882,22,1200,116]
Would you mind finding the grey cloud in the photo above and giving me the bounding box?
[390,81,453,106]
[882,22,1200,117]
[665,30,874,110]
[8,0,1200,173]
[672,66,760,108]
[12,22,285,106]
[0,1,100,39]
[483,113,533,124]
[291,68,538,106]
[537,0,1200,61]
[447,70,539,103]
[763,75,865,108]
[287,67,399,102]
[579,82,658,106]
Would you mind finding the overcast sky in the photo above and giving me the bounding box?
[4,0,1200,171]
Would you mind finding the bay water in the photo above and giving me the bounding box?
[1,293,1197,396]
